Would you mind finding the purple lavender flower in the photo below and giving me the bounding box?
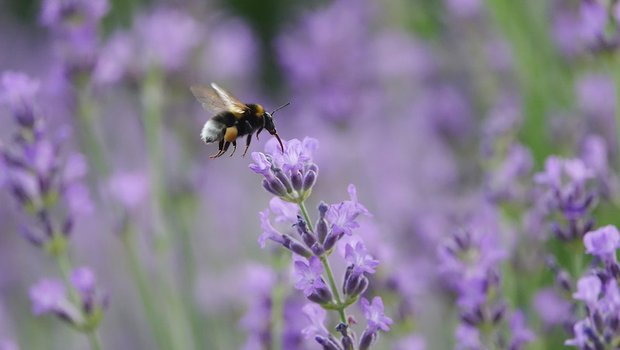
[344,242,379,276]
[437,229,506,286]
[580,1,607,43]
[301,303,330,339]
[135,8,201,72]
[293,257,330,301]
[40,0,109,27]
[533,288,573,328]
[71,267,96,295]
[326,184,370,238]
[1,71,91,248]
[249,137,319,202]
[202,18,260,81]
[359,297,392,350]
[107,171,150,209]
[583,225,620,263]
[572,275,601,308]
[445,0,483,18]
[361,297,392,332]
[534,156,597,241]
[509,311,535,349]
[29,279,67,316]
[92,33,133,85]
[454,324,482,350]
[567,275,620,349]
[0,71,40,127]
[40,0,109,74]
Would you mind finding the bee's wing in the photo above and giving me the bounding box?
[190,83,248,116]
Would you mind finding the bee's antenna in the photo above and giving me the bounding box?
[270,102,290,117]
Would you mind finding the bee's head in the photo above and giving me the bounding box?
[263,112,277,134]
[257,102,290,152]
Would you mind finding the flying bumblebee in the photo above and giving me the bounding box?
[191,83,288,158]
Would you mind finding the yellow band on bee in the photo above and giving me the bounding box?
[255,104,264,115]
[224,126,238,142]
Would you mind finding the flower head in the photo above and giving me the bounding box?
[135,8,201,71]
[250,137,319,202]
[301,303,329,339]
[293,256,327,297]
[344,241,379,275]
[361,296,392,333]
[326,184,370,237]
[29,279,67,316]
[584,225,620,262]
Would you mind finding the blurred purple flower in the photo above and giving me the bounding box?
[509,311,535,349]
[394,335,426,350]
[0,71,40,125]
[567,275,620,348]
[258,209,285,248]
[572,275,601,307]
[580,1,607,42]
[485,143,533,202]
[1,71,92,246]
[344,241,379,276]
[93,33,133,85]
[293,257,327,298]
[269,197,299,224]
[361,296,392,333]
[584,225,620,262]
[419,85,473,140]
[71,266,96,295]
[0,340,18,350]
[301,303,329,339]
[203,19,259,80]
[533,288,572,328]
[437,229,506,285]
[135,8,201,71]
[40,0,109,27]
[29,279,67,316]
[445,0,483,18]
[107,171,149,209]
[577,74,615,119]
[553,10,584,56]
[534,156,597,234]
[454,324,481,350]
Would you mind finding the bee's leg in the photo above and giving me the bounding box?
[209,140,225,158]
[242,134,252,157]
[228,140,237,157]
[217,141,231,158]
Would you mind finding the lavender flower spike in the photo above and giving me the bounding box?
[249,137,319,203]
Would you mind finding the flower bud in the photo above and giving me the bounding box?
[291,170,303,191]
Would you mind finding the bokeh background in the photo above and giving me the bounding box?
[0,0,618,349]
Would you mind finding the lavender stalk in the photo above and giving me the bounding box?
[249,136,391,349]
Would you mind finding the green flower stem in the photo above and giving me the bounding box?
[298,201,315,232]
[320,255,347,324]
[53,249,104,350]
[75,77,109,178]
[298,201,348,324]
[140,67,196,350]
[121,227,171,350]
[87,332,103,350]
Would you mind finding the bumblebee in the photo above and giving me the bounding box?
[191,83,288,158]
